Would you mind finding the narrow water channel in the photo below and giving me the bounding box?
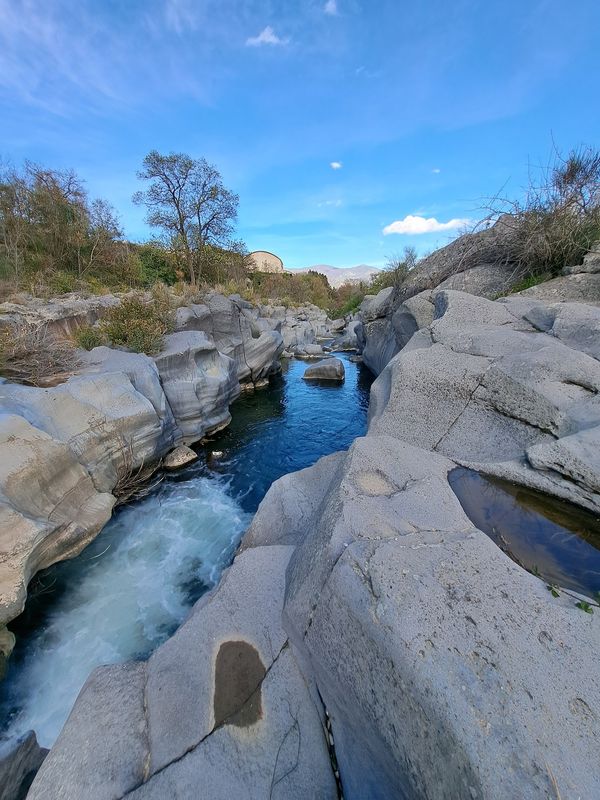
[0,353,373,747]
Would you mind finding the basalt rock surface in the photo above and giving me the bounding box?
[0,293,283,675]
[28,288,600,799]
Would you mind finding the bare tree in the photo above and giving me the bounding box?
[0,166,30,280]
[133,151,239,285]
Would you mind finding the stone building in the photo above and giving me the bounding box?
[248,250,284,274]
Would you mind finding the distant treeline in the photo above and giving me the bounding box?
[0,153,378,316]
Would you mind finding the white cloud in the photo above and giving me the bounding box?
[431,167,441,174]
[318,199,342,207]
[324,0,338,15]
[246,26,288,47]
[383,215,469,235]
[330,161,343,170]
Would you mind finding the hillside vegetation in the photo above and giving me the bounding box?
[2,145,598,317]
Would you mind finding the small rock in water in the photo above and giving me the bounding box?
[303,358,345,382]
[163,445,198,470]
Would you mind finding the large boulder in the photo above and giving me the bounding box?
[28,546,337,800]
[0,368,174,494]
[330,320,361,352]
[0,731,48,800]
[359,287,394,323]
[515,272,600,304]
[303,358,345,382]
[174,294,284,385]
[154,331,240,442]
[0,413,115,668]
[395,214,521,304]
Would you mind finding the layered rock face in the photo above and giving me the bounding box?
[29,288,600,799]
[174,293,284,386]
[257,303,333,357]
[0,293,284,672]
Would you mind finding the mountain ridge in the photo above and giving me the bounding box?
[287,263,380,288]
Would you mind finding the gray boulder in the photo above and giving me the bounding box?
[154,331,240,443]
[0,413,115,668]
[174,294,283,385]
[516,272,600,304]
[396,214,521,304]
[163,444,198,470]
[330,320,361,352]
[0,731,47,800]
[303,358,345,382]
[29,546,337,800]
[359,286,394,322]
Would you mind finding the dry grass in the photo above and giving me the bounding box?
[112,438,163,505]
[0,323,79,386]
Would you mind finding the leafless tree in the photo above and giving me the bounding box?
[133,151,239,285]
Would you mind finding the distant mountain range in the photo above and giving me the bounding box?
[288,264,380,288]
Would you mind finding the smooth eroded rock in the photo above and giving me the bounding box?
[302,358,345,382]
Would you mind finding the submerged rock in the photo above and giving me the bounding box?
[303,358,345,382]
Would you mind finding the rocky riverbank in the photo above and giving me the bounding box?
[23,264,600,798]
[0,291,349,681]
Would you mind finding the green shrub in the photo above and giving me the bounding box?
[99,295,174,354]
[138,244,178,287]
[74,325,105,350]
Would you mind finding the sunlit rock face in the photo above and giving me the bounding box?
[0,292,285,670]
[154,331,240,442]
[173,293,284,385]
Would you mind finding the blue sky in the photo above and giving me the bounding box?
[1,0,599,269]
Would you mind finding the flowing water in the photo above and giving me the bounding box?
[0,353,373,747]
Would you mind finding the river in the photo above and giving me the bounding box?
[0,353,373,747]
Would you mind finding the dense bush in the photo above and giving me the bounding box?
[74,325,105,350]
[369,247,417,295]
[99,295,174,354]
[489,145,600,279]
[136,243,178,287]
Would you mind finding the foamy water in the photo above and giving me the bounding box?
[1,353,374,749]
[2,474,249,747]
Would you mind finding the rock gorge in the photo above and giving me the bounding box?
[0,292,350,680]
[2,234,600,799]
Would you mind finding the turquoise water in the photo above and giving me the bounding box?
[1,353,373,746]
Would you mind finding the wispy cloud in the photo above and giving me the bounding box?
[317,198,342,207]
[246,26,288,47]
[324,0,338,16]
[383,215,469,235]
[163,0,198,34]
[431,167,441,174]
[330,161,343,170]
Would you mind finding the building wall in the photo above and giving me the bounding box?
[248,251,284,274]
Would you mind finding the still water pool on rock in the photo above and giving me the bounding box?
[1,354,373,747]
[450,467,600,601]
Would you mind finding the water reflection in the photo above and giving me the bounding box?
[449,467,600,600]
